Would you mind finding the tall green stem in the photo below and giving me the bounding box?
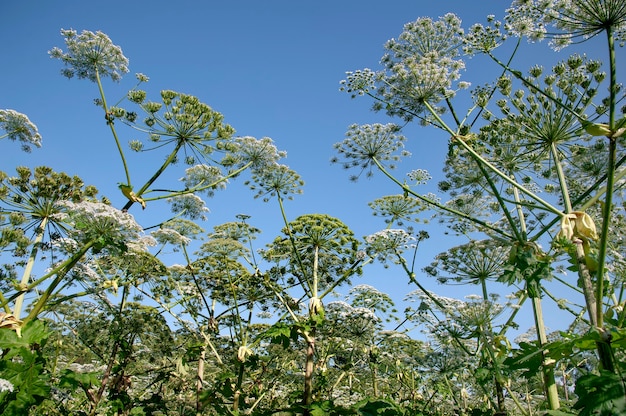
[22,239,96,326]
[13,217,48,321]
[372,158,513,239]
[122,140,183,211]
[595,27,618,332]
[512,166,559,410]
[95,69,131,186]
[424,101,562,216]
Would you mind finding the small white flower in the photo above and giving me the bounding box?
[49,29,129,82]
[0,109,42,151]
[167,193,209,221]
[0,378,14,393]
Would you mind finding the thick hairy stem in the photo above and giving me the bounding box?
[303,331,315,413]
[531,293,560,410]
[13,217,48,321]
[90,286,129,416]
[196,344,206,414]
[22,239,96,326]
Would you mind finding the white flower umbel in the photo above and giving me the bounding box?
[0,109,42,152]
[58,201,142,249]
[167,193,209,221]
[152,227,192,247]
[234,136,286,172]
[49,29,129,82]
[364,229,416,264]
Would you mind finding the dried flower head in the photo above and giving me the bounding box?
[49,29,129,82]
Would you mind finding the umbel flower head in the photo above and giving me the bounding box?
[333,123,409,180]
[57,200,143,254]
[0,109,42,152]
[49,29,129,82]
[506,0,626,49]
[364,229,417,265]
[245,164,304,202]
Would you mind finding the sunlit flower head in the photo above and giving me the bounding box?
[0,378,14,393]
[369,194,428,226]
[333,123,409,180]
[180,164,227,196]
[58,201,142,252]
[506,0,626,49]
[340,68,376,98]
[364,229,416,265]
[377,14,466,119]
[49,29,129,82]
[0,109,42,152]
[245,164,304,202]
[167,193,209,221]
[233,136,287,172]
[463,15,508,55]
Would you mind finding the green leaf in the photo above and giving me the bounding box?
[574,370,626,415]
[257,322,293,348]
[355,398,405,415]
[59,368,99,390]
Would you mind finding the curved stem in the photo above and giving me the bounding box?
[122,140,184,211]
[276,195,312,296]
[141,161,252,202]
[424,101,562,216]
[372,157,513,239]
[95,69,131,186]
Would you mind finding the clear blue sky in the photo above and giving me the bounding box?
[1,0,592,338]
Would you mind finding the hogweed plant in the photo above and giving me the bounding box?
[0,109,42,153]
[336,1,626,413]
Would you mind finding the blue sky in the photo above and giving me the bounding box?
[1,0,596,338]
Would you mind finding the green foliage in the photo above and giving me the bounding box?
[573,365,626,415]
[0,320,51,415]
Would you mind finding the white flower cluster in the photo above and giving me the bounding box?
[58,201,143,248]
[407,169,431,185]
[180,164,227,193]
[506,0,626,49]
[340,68,376,98]
[152,227,192,247]
[49,29,129,82]
[0,109,42,152]
[234,136,286,172]
[0,378,14,393]
[167,194,210,221]
[364,229,416,264]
